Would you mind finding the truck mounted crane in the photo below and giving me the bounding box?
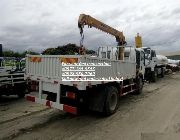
[25,14,145,116]
[134,33,167,82]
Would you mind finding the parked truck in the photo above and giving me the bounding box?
[0,54,28,98]
[0,60,28,98]
[25,14,145,115]
[142,47,167,82]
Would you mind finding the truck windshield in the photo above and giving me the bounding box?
[144,48,151,59]
[101,52,106,58]
[144,48,151,54]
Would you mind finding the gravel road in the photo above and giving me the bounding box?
[1,72,180,140]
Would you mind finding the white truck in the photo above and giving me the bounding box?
[0,58,28,98]
[25,46,145,115]
[142,47,167,82]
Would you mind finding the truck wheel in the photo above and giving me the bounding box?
[17,86,27,98]
[151,70,157,82]
[135,77,143,95]
[103,86,119,116]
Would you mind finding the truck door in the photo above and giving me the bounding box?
[136,50,140,69]
[140,51,145,77]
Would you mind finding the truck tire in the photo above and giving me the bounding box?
[17,85,27,98]
[135,77,143,95]
[103,86,119,116]
[151,70,157,82]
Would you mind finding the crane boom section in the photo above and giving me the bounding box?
[78,14,126,45]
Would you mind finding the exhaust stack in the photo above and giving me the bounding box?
[135,33,142,48]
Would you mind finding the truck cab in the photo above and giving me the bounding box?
[97,46,145,79]
[142,47,156,69]
[142,47,166,82]
[135,48,145,79]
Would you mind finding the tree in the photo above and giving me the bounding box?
[21,51,39,57]
[42,43,96,55]
[42,48,56,55]
[86,49,96,55]
[3,50,39,58]
[3,50,14,57]
[2,43,96,57]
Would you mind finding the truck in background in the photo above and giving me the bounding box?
[0,44,28,98]
[135,34,167,82]
[142,47,167,82]
[166,59,180,72]
[0,58,28,98]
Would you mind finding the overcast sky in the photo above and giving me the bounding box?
[0,0,180,53]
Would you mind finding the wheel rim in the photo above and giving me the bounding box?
[109,92,117,111]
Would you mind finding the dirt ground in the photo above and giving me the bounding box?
[0,72,180,140]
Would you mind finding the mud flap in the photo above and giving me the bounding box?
[88,86,107,112]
